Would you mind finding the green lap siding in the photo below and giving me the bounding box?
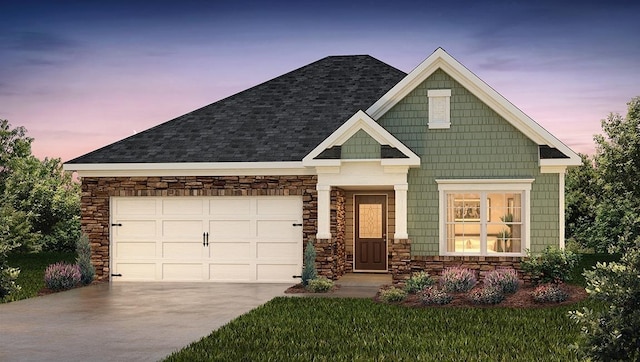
[378,69,560,256]
[341,129,381,159]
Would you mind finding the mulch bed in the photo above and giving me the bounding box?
[377,284,588,308]
[286,282,588,308]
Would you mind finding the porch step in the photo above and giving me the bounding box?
[336,273,392,287]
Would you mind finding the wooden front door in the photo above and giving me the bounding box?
[354,195,387,271]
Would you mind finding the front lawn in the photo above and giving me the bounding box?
[165,297,599,361]
[3,251,76,303]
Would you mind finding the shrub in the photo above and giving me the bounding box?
[469,286,505,305]
[418,286,453,305]
[440,267,477,293]
[301,240,317,287]
[379,287,407,303]
[76,234,95,285]
[404,271,435,294]
[44,262,81,291]
[484,268,520,294]
[521,246,580,284]
[0,263,21,300]
[570,240,640,361]
[306,277,334,293]
[531,283,569,303]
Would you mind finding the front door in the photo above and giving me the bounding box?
[354,195,387,271]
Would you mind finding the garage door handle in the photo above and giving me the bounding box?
[292,223,302,227]
[203,232,209,247]
[206,232,209,246]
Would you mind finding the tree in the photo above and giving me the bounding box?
[0,120,80,252]
[565,153,598,249]
[590,97,640,252]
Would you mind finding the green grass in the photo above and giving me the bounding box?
[165,254,616,361]
[3,251,76,303]
[165,297,601,361]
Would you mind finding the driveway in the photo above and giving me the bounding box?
[0,282,288,362]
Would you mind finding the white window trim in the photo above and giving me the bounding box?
[436,179,533,256]
[428,89,451,129]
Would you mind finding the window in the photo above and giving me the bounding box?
[428,89,451,129]
[437,180,532,256]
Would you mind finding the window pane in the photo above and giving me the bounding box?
[487,192,522,253]
[446,193,481,253]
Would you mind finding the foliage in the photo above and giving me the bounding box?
[0,205,23,300]
[531,283,569,303]
[0,120,80,253]
[484,268,520,294]
[569,253,620,287]
[440,267,477,293]
[521,247,580,285]
[570,241,640,361]
[565,154,599,248]
[76,234,95,285]
[44,262,81,291]
[418,286,452,305]
[468,286,505,305]
[164,297,593,361]
[378,287,407,303]
[306,277,334,293]
[3,252,75,303]
[404,271,434,294]
[301,240,317,287]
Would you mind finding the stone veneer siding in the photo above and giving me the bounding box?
[81,175,318,281]
[314,188,347,280]
[390,238,526,285]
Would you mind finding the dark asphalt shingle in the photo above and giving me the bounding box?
[67,56,406,164]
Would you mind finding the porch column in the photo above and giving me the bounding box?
[316,184,332,239]
[394,183,409,239]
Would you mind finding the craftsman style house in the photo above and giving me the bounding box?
[64,48,580,284]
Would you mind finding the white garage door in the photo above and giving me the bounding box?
[111,196,303,282]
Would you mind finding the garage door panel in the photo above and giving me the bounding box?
[115,199,157,215]
[257,264,298,282]
[163,220,203,237]
[210,242,251,259]
[162,199,203,215]
[209,264,253,281]
[163,242,203,259]
[116,220,157,238]
[210,220,252,238]
[257,220,299,240]
[257,242,299,259]
[116,263,155,280]
[257,198,300,215]
[116,242,156,259]
[162,263,202,280]
[210,198,251,216]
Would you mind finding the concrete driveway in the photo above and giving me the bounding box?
[0,282,288,362]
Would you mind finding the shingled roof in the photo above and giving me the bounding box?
[66,56,406,164]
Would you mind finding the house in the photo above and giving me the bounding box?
[63,48,580,284]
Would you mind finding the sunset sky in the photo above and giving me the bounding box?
[1,0,638,162]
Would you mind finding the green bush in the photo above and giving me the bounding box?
[379,287,407,303]
[570,241,640,361]
[484,268,520,294]
[531,283,569,303]
[301,240,317,287]
[521,246,580,284]
[76,234,94,285]
[404,271,434,294]
[469,286,505,305]
[307,277,334,293]
[44,262,80,291]
[440,267,477,293]
[418,286,452,305]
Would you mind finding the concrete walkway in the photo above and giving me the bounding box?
[0,282,288,362]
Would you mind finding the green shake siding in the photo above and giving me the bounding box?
[341,129,380,159]
[377,69,559,256]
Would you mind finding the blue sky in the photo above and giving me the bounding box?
[1,0,638,161]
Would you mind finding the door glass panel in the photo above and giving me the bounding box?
[359,204,382,238]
